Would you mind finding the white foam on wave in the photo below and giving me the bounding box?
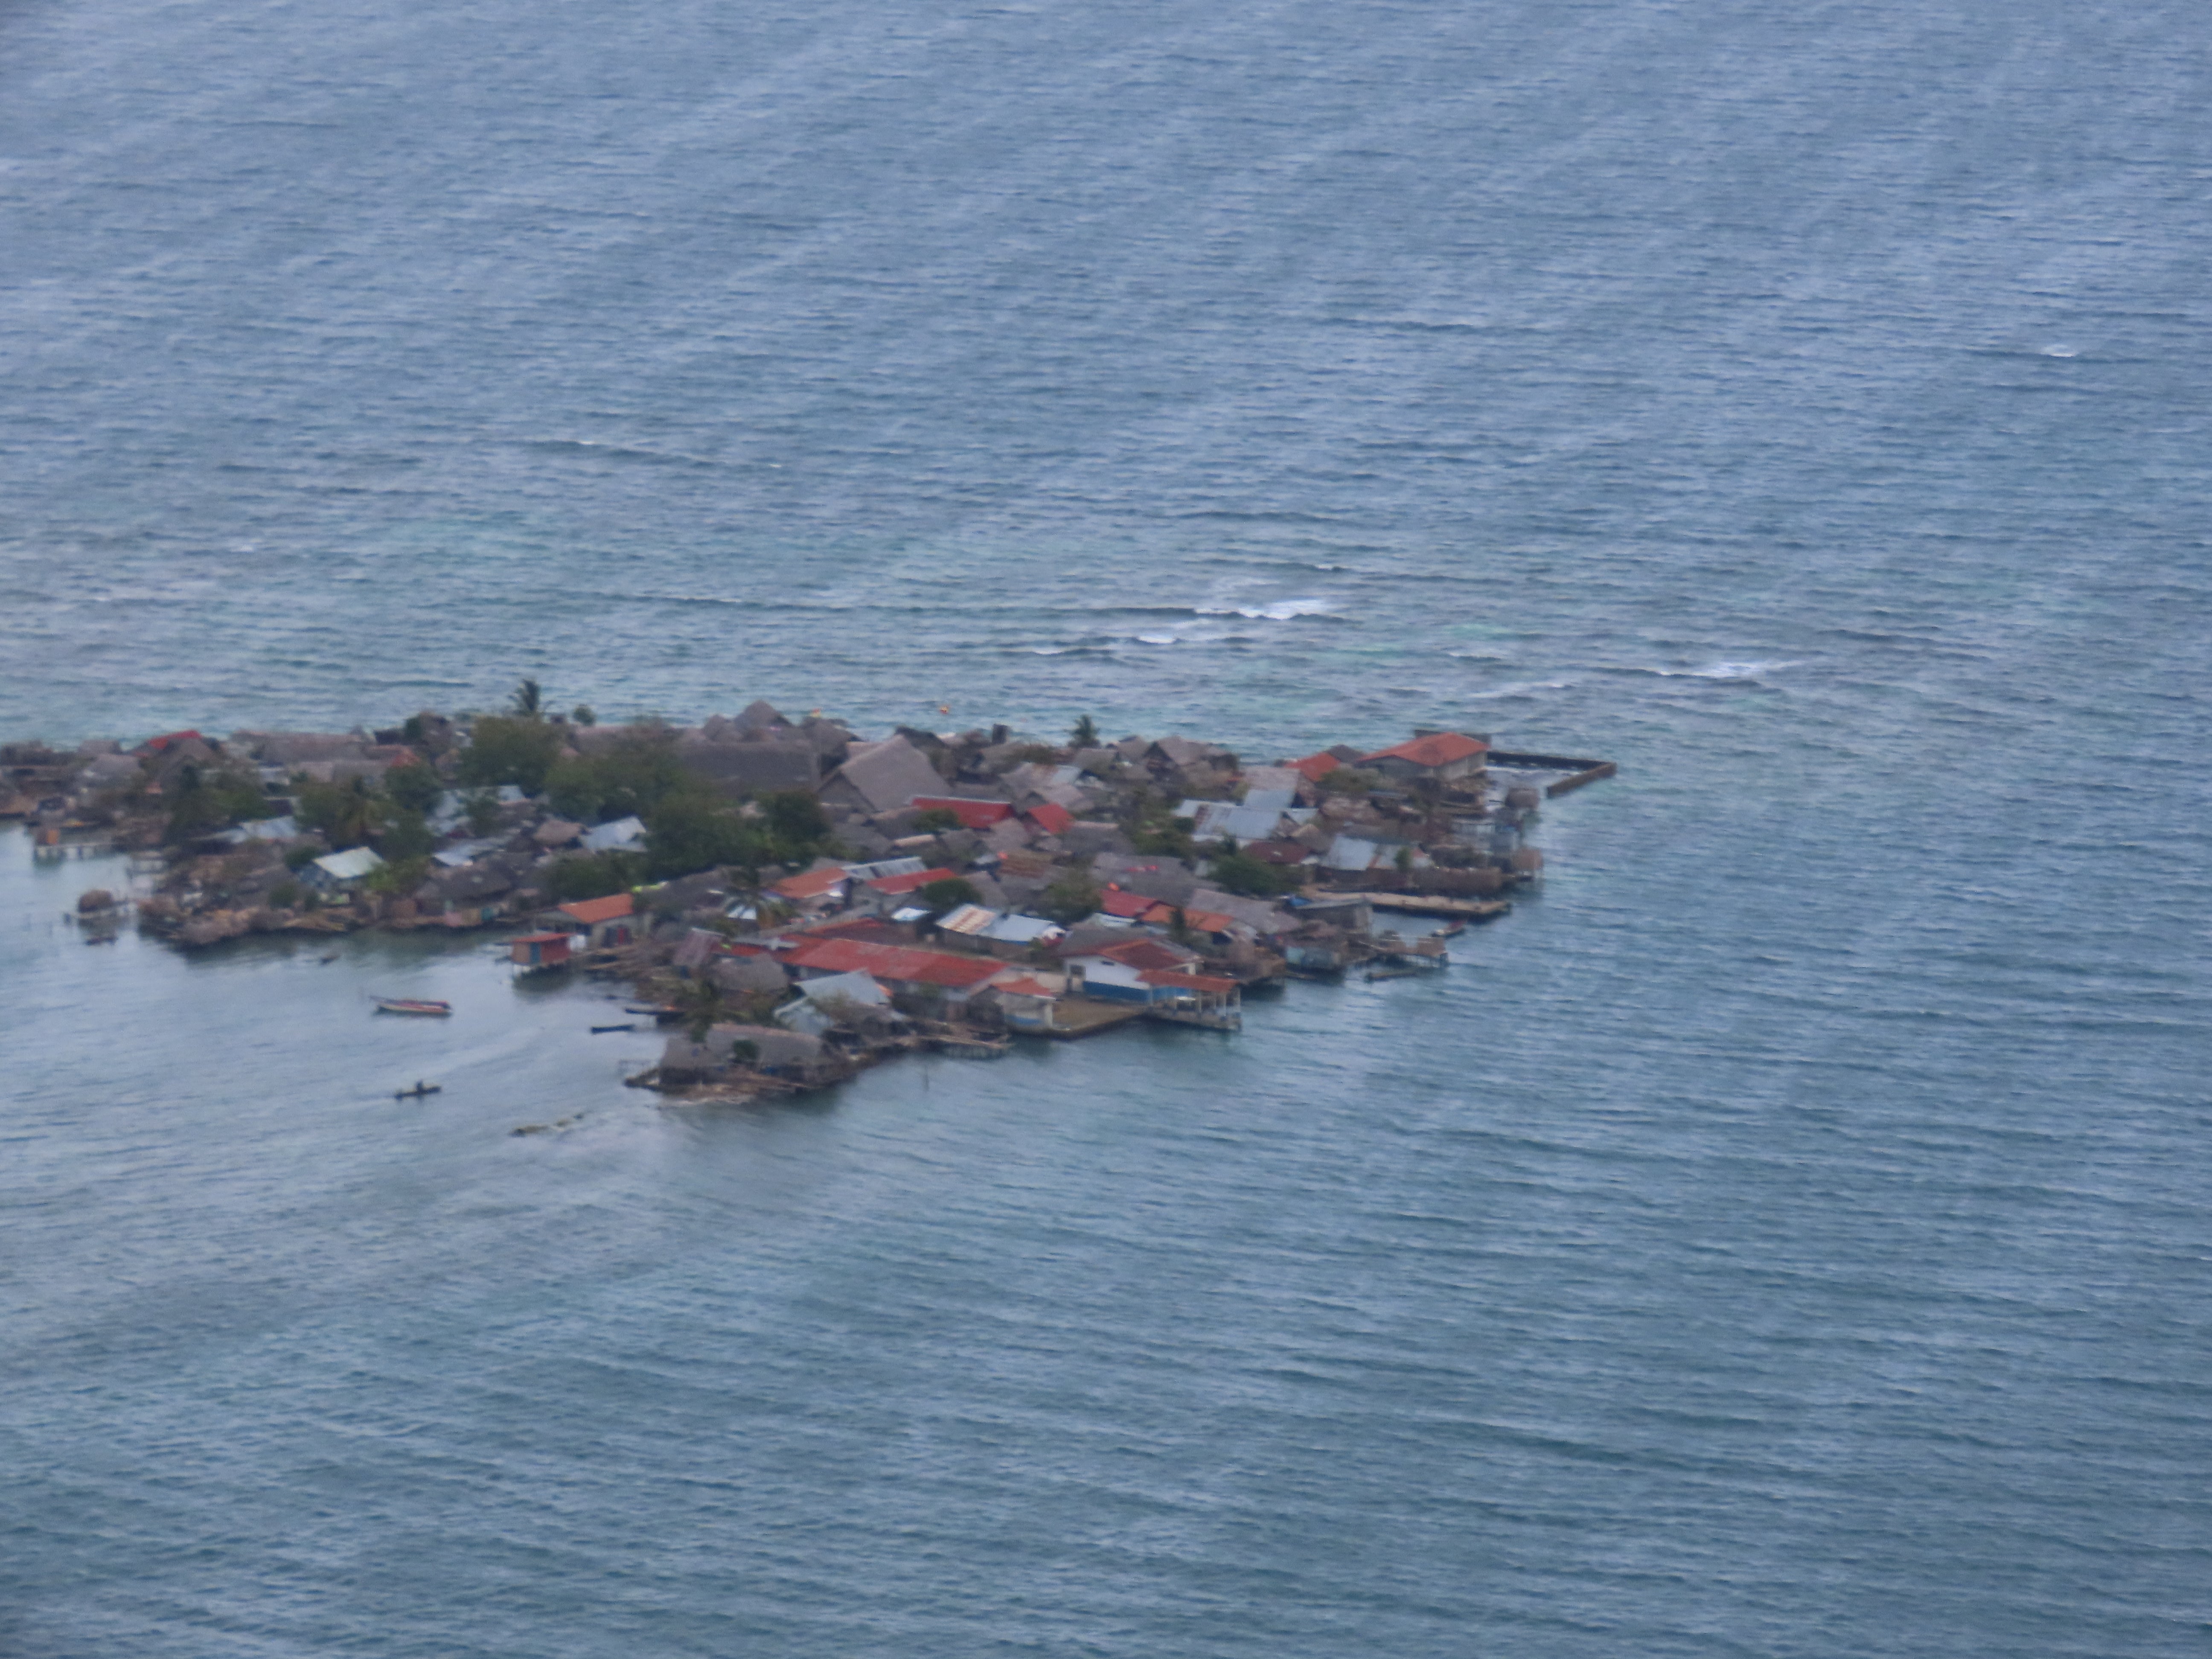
[2041,343,2079,358]
[1467,677,1577,700]
[1192,596,1336,621]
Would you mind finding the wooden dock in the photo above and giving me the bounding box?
[1332,892,1513,922]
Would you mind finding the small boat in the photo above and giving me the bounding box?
[373,997,452,1016]
[393,1082,443,1099]
[590,1022,637,1034]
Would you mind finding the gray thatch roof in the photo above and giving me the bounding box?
[822,736,947,816]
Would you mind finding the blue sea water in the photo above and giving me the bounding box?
[4,0,2211,1652]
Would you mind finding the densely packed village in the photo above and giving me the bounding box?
[3,693,1612,1100]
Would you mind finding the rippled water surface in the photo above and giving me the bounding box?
[4,0,2210,1653]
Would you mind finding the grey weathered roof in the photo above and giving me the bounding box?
[241,731,366,767]
[678,740,821,797]
[824,736,947,815]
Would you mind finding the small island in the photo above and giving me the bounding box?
[4,688,1613,1101]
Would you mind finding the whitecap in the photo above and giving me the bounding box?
[1192,596,1336,621]
[2041,343,2079,358]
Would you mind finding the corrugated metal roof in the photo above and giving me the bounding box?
[865,865,958,896]
[910,796,1014,829]
[1139,968,1240,995]
[796,969,891,1007]
[982,913,1064,945]
[1087,938,1196,972]
[580,815,646,852]
[937,903,999,935]
[1024,802,1074,835]
[783,936,1004,990]
[312,847,385,881]
[842,856,927,880]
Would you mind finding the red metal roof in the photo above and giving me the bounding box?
[509,931,570,945]
[1024,802,1075,835]
[557,892,635,925]
[1089,938,1196,973]
[1285,751,1341,782]
[1099,888,1156,919]
[139,730,204,754]
[783,936,1004,990]
[990,974,1060,998]
[1139,968,1240,995]
[864,865,959,896]
[1357,732,1487,769]
[910,796,1014,829]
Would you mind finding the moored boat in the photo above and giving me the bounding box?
[374,997,452,1017]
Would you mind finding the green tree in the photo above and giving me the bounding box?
[760,790,831,859]
[462,789,502,836]
[570,704,597,727]
[1208,847,1297,898]
[1039,873,1102,923]
[510,678,544,716]
[365,855,431,896]
[545,728,686,822]
[1394,844,1415,874]
[295,776,383,850]
[548,850,647,901]
[645,793,769,881]
[913,806,961,834]
[375,808,435,862]
[384,762,442,816]
[920,876,982,914]
[458,715,561,791]
[161,763,268,843]
[1069,713,1100,748]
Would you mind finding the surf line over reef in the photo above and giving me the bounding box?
[6,691,1612,1102]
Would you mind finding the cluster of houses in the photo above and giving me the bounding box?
[7,698,1608,1096]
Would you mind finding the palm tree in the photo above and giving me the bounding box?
[1069,713,1100,748]
[510,678,544,717]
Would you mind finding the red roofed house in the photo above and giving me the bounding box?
[773,865,851,905]
[1060,936,1202,1003]
[1023,801,1074,837]
[781,936,1004,1009]
[1356,732,1488,786]
[509,931,573,973]
[863,865,959,899]
[1138,966,1243,1028]
[1284,751,1342,783]
[557,891,636,949]
[910,797,1015,830]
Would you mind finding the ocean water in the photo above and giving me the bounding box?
[4,0,2211,1653]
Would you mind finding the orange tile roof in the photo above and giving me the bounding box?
[1357,732,1487,769]
[1285,751,1341,782]
[773,866,850,901]
[557,892,634,925]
